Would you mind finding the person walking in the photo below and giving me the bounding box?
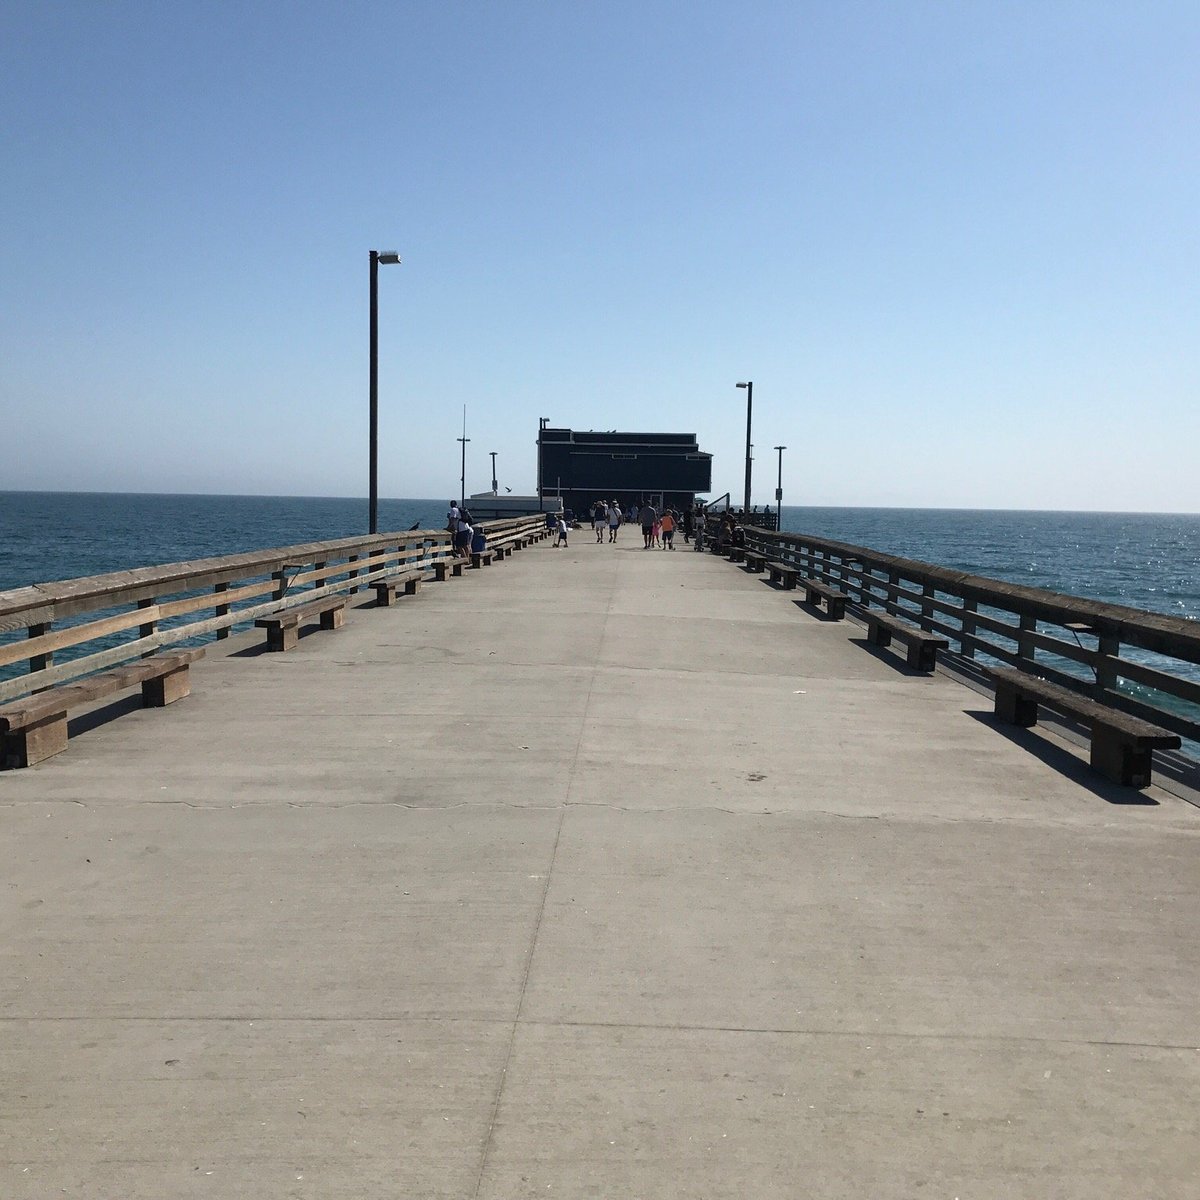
[638,501,656,549]
[556,513,569,548]
[593,501,607,543]
[660,508,676,549]
[608,501,621,542]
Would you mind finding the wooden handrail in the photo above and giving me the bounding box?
[0,515,549,704]
[730,524,1200,747]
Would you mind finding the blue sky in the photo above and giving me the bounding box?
[3,1,1197,510]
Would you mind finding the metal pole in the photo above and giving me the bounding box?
[774,444,786,530]
[369,251,379,534]
[737,381,753,517]
[458,437,470,509]
[490,451,498,495]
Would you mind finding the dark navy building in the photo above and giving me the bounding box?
[537,427,713,516]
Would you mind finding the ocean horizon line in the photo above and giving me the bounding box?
[1,488,1197,519]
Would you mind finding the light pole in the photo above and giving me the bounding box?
[368,250,401,534]
[490,451,498,495]
[736,381,753,518]
[774,445,786,529]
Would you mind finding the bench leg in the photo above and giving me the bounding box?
[374,584,397,607]
[266,625,297,652]
[320,607,345,632]
[867,622,892,648]
[142,665,191,707]
[404,578,420,596]
[995,684,1037,727]
[1091,727,1152,788]
[434,563,449,582]
[906,642,937,672]
[830,599,846,622]
[2,712,69,768]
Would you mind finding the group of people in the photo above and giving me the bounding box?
[588,500,625,543]
[588,501,704,550]
[446,501,477,558]
[543,500,715,552]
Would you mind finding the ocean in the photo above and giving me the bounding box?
[2,493,1199,624]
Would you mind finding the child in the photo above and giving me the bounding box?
[555,514,569,548]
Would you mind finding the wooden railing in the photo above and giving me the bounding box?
[0,515,548,704]
[738,527,1200,747]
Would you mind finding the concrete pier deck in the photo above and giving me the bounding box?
[3,537,1198,1198]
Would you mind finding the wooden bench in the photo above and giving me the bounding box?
[433,558,463,581]
[766,561,799,590]
[743,550,768,574]
[725,544,746,563]
[864,610,948,671]
[470,550,494,569]
[987,666,1181,787]
[0,648,205,768]
[372,569,424,606]
[794,576,848,619]
[254,596,347,652]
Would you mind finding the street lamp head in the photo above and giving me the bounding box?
[774,445,787,451]
[736,382,749,389]
[375,251,401,265]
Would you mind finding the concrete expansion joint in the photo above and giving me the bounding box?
[2,1013,1192,1055]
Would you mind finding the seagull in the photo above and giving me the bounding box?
[408,520,420,530]
[505,486,512,493]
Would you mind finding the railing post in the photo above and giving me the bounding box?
[138,598,157,658]
[1017,613,1036,669]
[920,581,935,632]
[215,582,230,639]
[28,622,52,692]
[887,569,900,617]
[960,597,977,659]
[1096,632,1119,698]
[348,554,360,594]
[273,571,287,602]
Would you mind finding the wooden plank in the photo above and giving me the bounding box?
[0,587,55,629]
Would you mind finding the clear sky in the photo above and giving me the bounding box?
[3,1,1197,511]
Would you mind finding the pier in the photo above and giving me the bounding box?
[3,531,1198,1197]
